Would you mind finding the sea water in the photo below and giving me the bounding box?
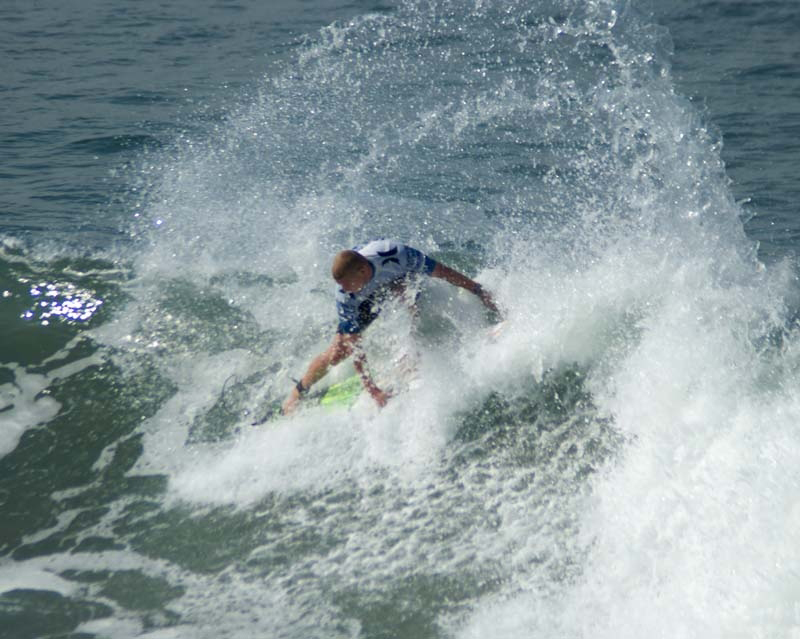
[2,0,800,637]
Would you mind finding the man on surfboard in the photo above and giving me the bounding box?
[282,239,501,414]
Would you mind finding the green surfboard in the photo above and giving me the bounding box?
[319,374,362,408]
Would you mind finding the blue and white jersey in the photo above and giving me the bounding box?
[335,239,437,334]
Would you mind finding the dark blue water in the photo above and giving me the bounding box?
[0,0,384,243]
[662,0,800,260]
[2,1,800,637]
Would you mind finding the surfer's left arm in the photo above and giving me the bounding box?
[430,262,502,319]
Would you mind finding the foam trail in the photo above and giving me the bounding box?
[0,365,62,458]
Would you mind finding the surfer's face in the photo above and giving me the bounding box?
[336,264,371,293]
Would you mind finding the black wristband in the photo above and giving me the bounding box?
[294,378,308,396]
[472,283,483,295]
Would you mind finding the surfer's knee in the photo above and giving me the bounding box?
[328,333,357,365]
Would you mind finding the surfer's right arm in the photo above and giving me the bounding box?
[352,349,391,408]
[282,333,360,415]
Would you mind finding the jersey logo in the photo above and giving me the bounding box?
[378,246,400,266]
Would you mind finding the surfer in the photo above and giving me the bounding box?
[281,239,501,414]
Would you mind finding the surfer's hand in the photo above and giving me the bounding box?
[369,387,392,408]
[473,284,502,322]
[487,307,503,324]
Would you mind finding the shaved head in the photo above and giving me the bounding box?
[332,250,372,292]
[331,250,368,281]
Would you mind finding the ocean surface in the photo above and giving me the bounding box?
[2,0,800,637]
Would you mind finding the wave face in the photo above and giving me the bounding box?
[3,1,800,637]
